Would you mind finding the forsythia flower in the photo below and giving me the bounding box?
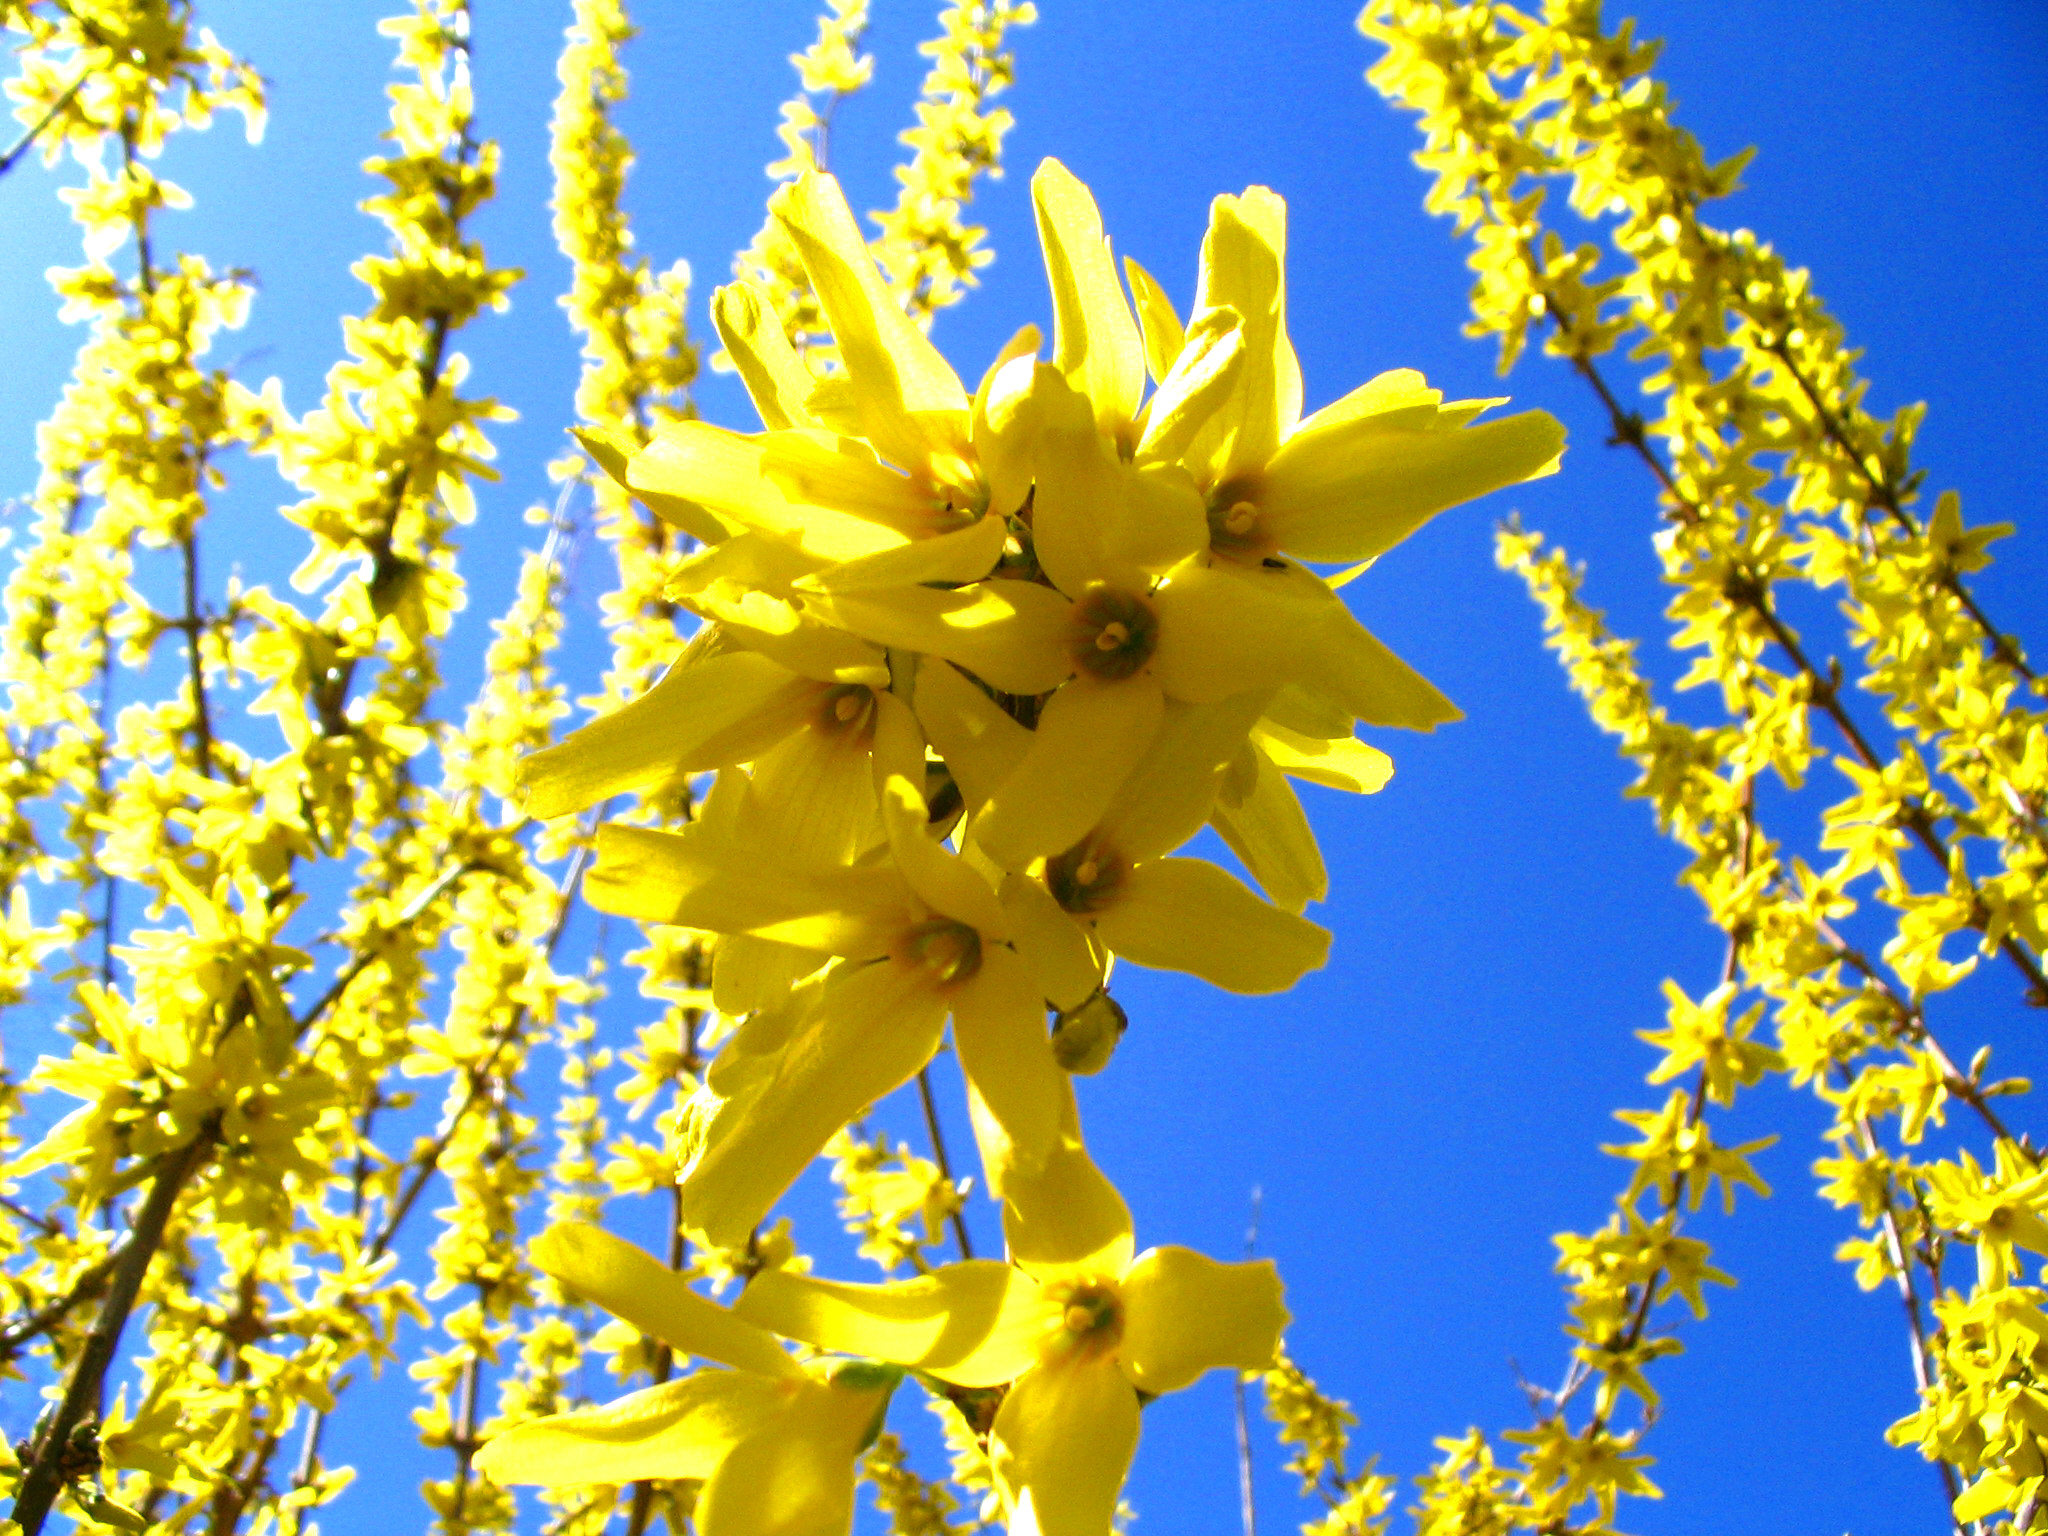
[475,1224,898,1536]
[735,1099,1288,1536]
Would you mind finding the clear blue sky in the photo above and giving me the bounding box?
[4,3,2046,1533]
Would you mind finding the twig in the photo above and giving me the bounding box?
[9,1122,218,1536]
[915,1067,973,1260]
[0,1252,117,1357]
[0,67,89,179]
[1236,1188,1262,1536]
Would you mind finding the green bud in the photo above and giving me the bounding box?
[1051,991,1127,1075]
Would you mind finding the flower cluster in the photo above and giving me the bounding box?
[488,158,1560,1532]
[1363,0,2047,1529]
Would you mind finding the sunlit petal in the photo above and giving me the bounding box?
[517,651,817,820]
[473,1372,785,1487]
[696,1377,891,1536]
[976,675,1164,871]
[812,581,1073,697]
[712,279,820,432]
[529,1223,805,1379]
[1096,691,1270,864]
[952,944,1065,1189]
[679,959,949,1248]
[996,1079,1136,1280]
[737,1263,1052,1389]
[1033,158,1145,442]
[1117,1247,1288,1395]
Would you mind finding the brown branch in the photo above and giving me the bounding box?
[9,1121,218,1536]
[915,1067,973,1261]
[1561,338,2048,1005]
[0,67,89,179]
[1763,338,2035,685]
[180,533,216,779]
[291,858,481,1037]
[0,1252,117,1358]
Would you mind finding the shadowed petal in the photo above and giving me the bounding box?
[991,1357,1140,1536]
[1094,857,1329,994]
[975,675,1164,871]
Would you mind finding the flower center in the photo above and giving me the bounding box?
[1041,1277,1123,1363]
[1045,838,1127,916]
[1206,476,1275,558]
[1066,584,1158,682]
[897,917,983,990]
[815,684,878,739]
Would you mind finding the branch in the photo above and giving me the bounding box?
[915,1066,974,1261]
[9,1122,218,1536]
[0,67,89,180]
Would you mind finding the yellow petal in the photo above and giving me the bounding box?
[1184,187,1301,484]
[771,170,969,473]
[974,338,1045,519]
[952,944,1065,1189]
[1096,691,1270,864]
[587,824,906,955]
[811,581,1073,697]
[975,675,1165,872]
[878,776,1008,937]
[761,430,962,540]
[712,280,820,432]
[1031,368,1207,596]
[679,578,891,688]
[679,958,949,1248]
[1252,720,1393,794]
[1209,744,1327,913]
[1258,406,1565,564]
[737,710,884,869]
[796,512,1007,594]
[1134,304,1245,469]
[737,1262,1051,1389]
[1116,1247,1288,1395]
[1152,556,1458,729]
[517,652,817,820]
[990,1357,1140,1536]
[1000,872,1103,1013]
[1291,368,1439,434]
[996,1080,1135,1280]
[631,421,894,561]
[697,1377,889,1536]
[1033,158,1145,443]
[1094,857,1329,994]
[911,658,1033,817]
[576,423,734,542]
[712,934,827,1017]
[473,1372,785,1487]
[1122,254,1184,384]
[530,1223,805,1379]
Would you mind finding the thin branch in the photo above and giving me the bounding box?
[10,1122,218,1536]
[1236,1189,1262,1536]
[1763,338,2036,685]
[0,67,89,179]
[291,858,480,1036]
[1560,336,2047,1004]
[0,1252,117,1358]
[916,1067,973,1261]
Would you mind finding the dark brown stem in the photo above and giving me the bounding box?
[915,1067,973,1260]
[1764,339,2035,686]
[1562,339,2048,1004]
[0,67,89,179]
[180,533,215,779]
[0,1253,117,1358]
[10,1123,217,1536]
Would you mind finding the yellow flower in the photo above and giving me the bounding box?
[584,694,1066,1245]
[1158,185,1566,568]
[474,1224,896,1536]
[818,366,1452,871]
[734,1090,1288,1536]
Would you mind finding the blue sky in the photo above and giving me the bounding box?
[4,2,2046,1533]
